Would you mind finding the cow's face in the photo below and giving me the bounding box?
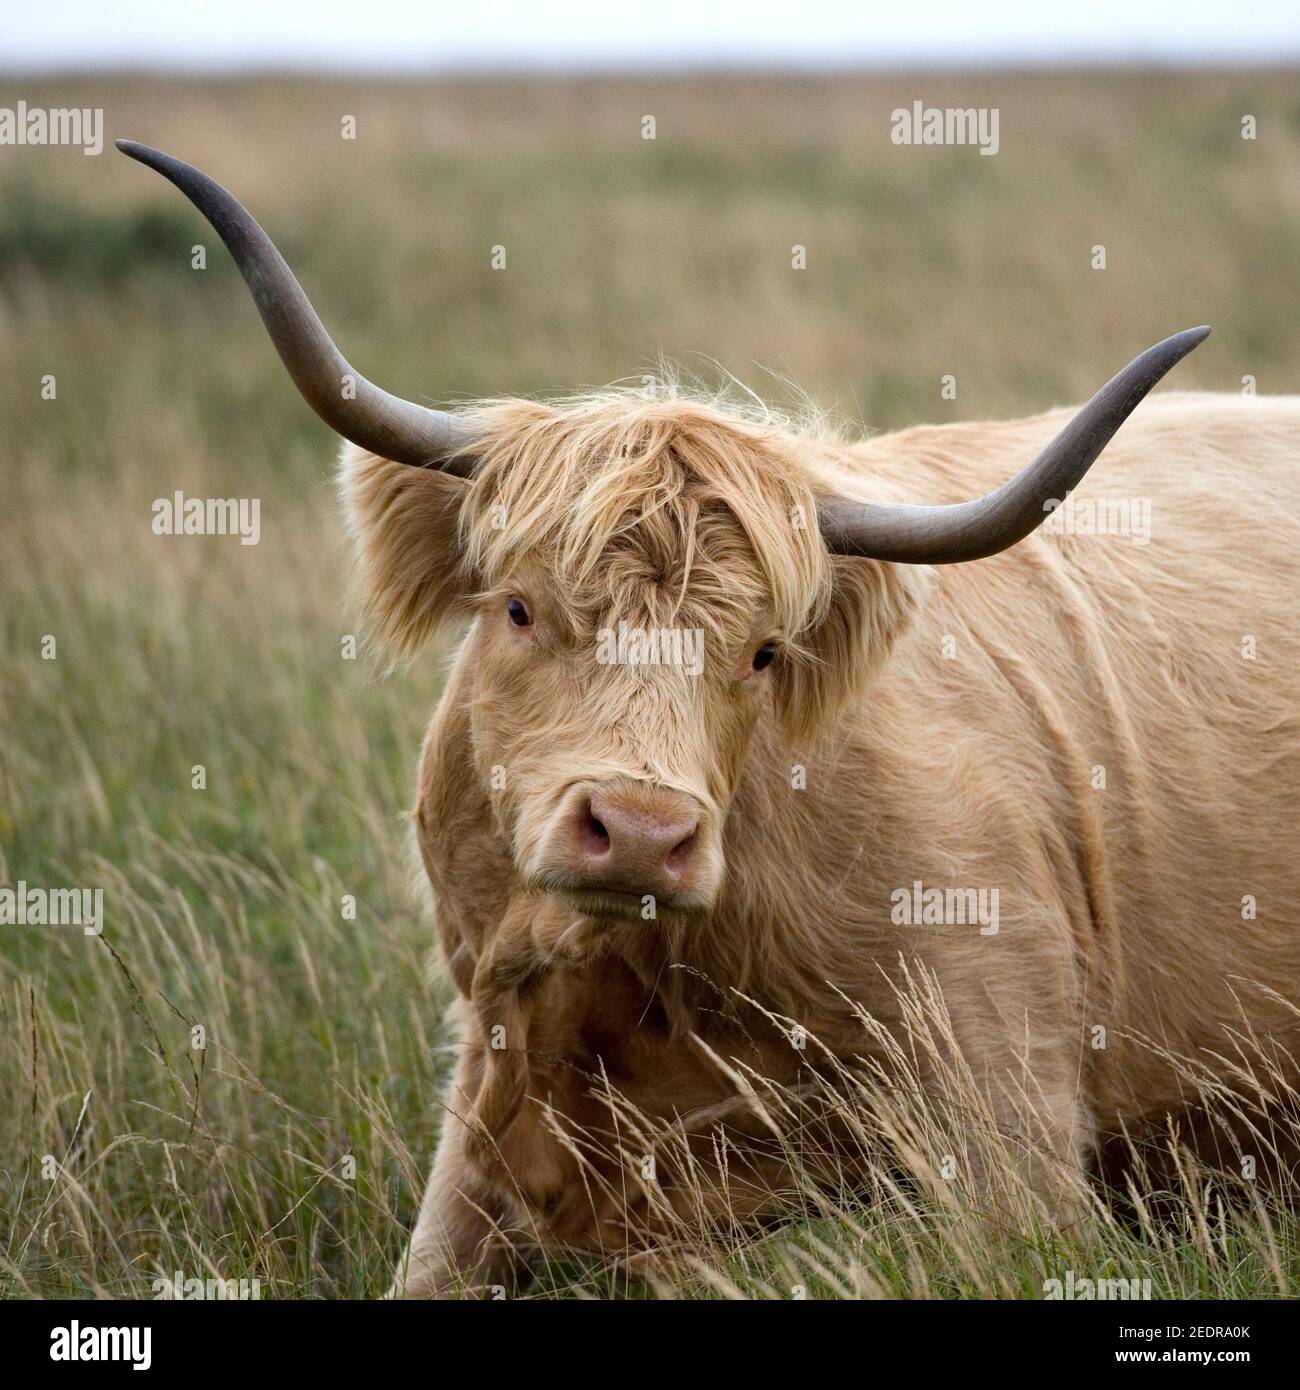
[466,526,782,920]
[343,396,923,924]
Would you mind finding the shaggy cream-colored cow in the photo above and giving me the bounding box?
[122,140,1300,1298]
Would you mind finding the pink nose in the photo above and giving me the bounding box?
[566,784,701,901]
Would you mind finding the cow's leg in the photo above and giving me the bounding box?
[985,1074,1094,1229]
[923,1059,1092,1227]
[390,1061,525,1299]
[935,968,1096,1228]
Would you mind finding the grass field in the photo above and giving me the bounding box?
[3,68,1300,1298]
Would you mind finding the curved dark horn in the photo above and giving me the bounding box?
[117,140,474,475]
[818,326,1210,563]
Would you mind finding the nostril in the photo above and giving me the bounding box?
[665,823,699,874]
[579,800,611,855]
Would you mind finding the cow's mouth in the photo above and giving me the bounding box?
[557,886,655,922]
[532,874,711,924]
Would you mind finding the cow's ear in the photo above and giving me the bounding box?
[338,445,473,658]
[774,556,927,741]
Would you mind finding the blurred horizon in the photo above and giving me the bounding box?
[6,58,1300,78]
[4,0,1299,74]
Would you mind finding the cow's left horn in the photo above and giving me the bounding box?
[817,326,1210,563]
[117,140,475,475]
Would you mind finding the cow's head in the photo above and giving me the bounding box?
[340,395,922,919]
[120,140,1208,922]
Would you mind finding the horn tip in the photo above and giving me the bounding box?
[1154,324,1211,370]
[116,139,170,171]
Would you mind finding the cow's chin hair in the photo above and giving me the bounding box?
[525,872,715,926]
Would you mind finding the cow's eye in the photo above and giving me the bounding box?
[752,642,777,672]
[507,597,532,628]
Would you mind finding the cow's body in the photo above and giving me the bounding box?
[386,391,1300,1295]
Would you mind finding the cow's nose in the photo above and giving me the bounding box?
[569,785,701,899]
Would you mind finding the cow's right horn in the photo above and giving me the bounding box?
[118,140,475,476]
[817,326,1210,564]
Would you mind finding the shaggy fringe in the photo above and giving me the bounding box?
[339,374,925,740]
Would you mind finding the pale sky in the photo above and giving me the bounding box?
[5,0,1299,71]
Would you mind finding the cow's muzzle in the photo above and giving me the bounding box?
[533,779,718,919]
